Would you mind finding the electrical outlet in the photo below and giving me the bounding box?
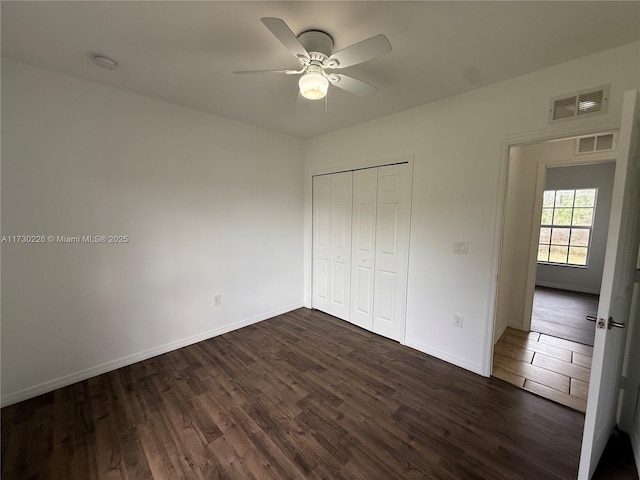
[213,294,221,306]
[453,313,463,328]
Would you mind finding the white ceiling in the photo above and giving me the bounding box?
[2,1,639,139]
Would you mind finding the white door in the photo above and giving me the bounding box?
[350,168,378,330]
[578,90,640,479]
[313,172,353,320]
[329,172,353,321]
[312,175,332,313]
[373,164,412,341]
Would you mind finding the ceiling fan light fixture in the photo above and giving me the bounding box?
[93,54,118,70]
[299,72,328,100]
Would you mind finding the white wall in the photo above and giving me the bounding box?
[495,144,537,341]
[1,58,305,405]
[497,140,617,336]
[3,40,640,405]
[536,162,615,293]
[304,41,640,374]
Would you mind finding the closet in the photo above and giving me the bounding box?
[312,163,411,342]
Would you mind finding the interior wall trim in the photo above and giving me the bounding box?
[309,154,414,178]
[405,338,483,375]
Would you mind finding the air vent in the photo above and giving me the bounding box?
[574,132,617,155]
[549,85,609,124]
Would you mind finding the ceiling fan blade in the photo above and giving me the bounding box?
[261,17,309,60]
[233,68,303,75]
[327,74,379,97]
[328,34,391,68]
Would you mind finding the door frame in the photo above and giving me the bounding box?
[305,154,414,344]
[485,117,621,376]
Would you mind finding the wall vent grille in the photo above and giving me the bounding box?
[549,85,609,124]
[574,132,617,155]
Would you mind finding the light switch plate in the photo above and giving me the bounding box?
[453,241,469,255]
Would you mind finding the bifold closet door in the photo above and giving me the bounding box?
[350,168,378,330]
[312,172,353,321]
[372,163,411,341]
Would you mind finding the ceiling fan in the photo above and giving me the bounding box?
[234,17,391,100]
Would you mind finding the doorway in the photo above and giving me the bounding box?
[492,133,617,411]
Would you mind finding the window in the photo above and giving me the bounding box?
[537,188,597,266]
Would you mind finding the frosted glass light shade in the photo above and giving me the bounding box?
[299,72,329,100]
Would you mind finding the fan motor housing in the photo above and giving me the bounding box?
[298,30,334,58]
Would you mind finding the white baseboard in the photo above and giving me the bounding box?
[1,302,304,407]
[508,320,525,331]
[494,321,508,344]
[404,338,483,376]
[535,281,600,295]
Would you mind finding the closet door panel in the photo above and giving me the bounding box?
[312,175,332,312]
[329,171,353,321]
[376,270,396,321]
[373,164,411,341]
[350,169,378,329]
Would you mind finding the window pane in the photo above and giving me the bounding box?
[555,190,575,207]
[570,229,590,246]
[552,208,572,225]
[539,227,551,244]
[551,228,570,245]
[538,245,550,262]
[538,188,595,267]
[549,245,568,263]
[543,191,555,207]
[572,208,594,226]
[541,208,553,225]
[568,247,588,266]
[574,189,596,207]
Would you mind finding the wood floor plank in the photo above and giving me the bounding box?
[494,341,535,363]
[502,334,572,361]
[530,287,597,346]
[504,328,541,342]
[494,354,570,393]
[198,393,299,480]
[570,378,590,401]
[532,353,591,382]
[1,308,586,480]
[524,380,587,412]
[573,351,593,368]
[538,334,594,355]
[492,365,526,388]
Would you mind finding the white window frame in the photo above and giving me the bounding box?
[537,188,598,267]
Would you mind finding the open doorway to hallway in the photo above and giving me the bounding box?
[492,132,617,411]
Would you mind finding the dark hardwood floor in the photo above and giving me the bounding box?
[593,428,639,480]
[531,286,598,346]
[2,308,586,479]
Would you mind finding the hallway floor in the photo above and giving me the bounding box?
[493,328,592,412]
[531,286,598,346]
